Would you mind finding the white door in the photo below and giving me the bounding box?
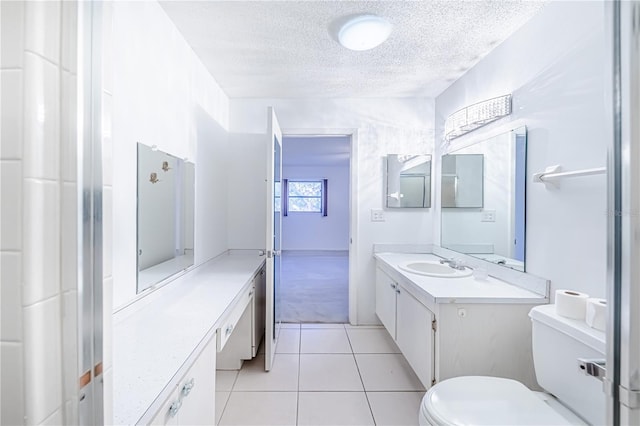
[265,107,283,371]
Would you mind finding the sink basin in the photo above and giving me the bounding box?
[398,261,473,278]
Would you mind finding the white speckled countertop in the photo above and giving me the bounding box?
[374,252,546,309]
[113,252,265,425]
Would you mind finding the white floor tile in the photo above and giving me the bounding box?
[280,323,301,329]
[219,392,297,426]
[301,323,346,329]
[216,370,238,391]
[301,328,351,354]
[234,354,298,391]
[367,391,425,426]
[215,391,230,425]
[276,328,300,353]
[345,324,384,329]
[346,327,401,354]
[299,354,363,391]
[355,354,425,391]
[297,392,374,426]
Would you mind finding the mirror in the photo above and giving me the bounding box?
[440,126,526,271]
[386,154,432,208]
[441,154,484,208]
[137,143,195,293]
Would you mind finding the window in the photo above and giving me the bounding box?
[284,179,328,216]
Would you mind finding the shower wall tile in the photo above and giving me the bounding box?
[61,71,77,183]
[1,70,23,159]
[62,290,78,402]
[0,342,25,425]
[1,160,22,251]
[24,0,61,64]
[22,179,60,306]
[23,52,60,180]
[1,252,22,341]
[0,1,24,69]
[61,0,77,73]
[23,296,63,424]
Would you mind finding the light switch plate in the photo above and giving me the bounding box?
[371,209,385,222]
[481,210,496,222]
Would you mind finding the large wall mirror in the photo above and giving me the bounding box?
[440,126,526,271]
[137,143,195,293]
[386,154,432,208]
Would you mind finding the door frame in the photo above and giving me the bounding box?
[281,128,359,324]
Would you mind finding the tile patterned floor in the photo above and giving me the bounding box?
[216,324,425,426]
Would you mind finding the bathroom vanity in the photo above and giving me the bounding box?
[113,252,266,425]
[374,252,547,390]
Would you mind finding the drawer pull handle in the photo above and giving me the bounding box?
[390,283,397,289]
[396,289,401,294]
[225,325,234,336]
[169,400,182,417]
[182,378,195,397]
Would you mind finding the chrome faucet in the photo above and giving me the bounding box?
[439,258,468,270]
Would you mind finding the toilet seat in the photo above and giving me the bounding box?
[421,376,583,425]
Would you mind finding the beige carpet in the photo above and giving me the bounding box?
[278,250,349,323]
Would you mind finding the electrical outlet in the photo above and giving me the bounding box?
[481,210,496,222]
[371,209,385,222]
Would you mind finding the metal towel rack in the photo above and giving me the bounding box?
[532,165,606,189]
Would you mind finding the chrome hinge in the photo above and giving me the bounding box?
[267,250,273,258]
[620,386,640,409]
[431,319,437,332]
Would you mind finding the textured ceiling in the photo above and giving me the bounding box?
[160,1,546,98]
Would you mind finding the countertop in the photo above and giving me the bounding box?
[374,252,546,307]
[113,252,265,425]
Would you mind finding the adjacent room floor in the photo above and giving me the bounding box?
[279,251,349,323]
[216,324,425,426]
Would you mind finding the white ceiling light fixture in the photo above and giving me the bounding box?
[338,14,392,51]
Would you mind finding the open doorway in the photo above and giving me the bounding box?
[279,135,351,323]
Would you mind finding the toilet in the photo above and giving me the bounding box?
[419,304,606,425]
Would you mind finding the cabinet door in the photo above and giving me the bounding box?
[178,339,217,425]
[396,286,434,388]
[149,385,180,426]
[375,268,397,338]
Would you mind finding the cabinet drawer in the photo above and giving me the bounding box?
[217,284,254,352]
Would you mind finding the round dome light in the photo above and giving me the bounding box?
[338,15,392,51]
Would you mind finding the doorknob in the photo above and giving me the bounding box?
[258,250,266,256]
[274,250,281,256]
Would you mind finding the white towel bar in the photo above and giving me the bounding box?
[533,165,606,188]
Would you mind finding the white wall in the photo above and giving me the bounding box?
[435,1,607,299]
[110,1,230,309]
[228,98,435,324]
[283,165,349,251]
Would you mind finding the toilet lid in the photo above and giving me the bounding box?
[422,376,575,425]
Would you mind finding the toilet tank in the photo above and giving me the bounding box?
[529,304,606,425]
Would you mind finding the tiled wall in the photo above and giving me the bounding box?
[1,1,82,424]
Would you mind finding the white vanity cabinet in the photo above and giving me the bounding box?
[375,267,435,387]
[374,253,546,391]
[151,338,217,426]
[252,267,266,357]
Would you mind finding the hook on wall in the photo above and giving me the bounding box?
[162,161,171,172]
[150,172,160,184]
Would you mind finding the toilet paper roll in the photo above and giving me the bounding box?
[555,289,590,320]
[586,298,607,331]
